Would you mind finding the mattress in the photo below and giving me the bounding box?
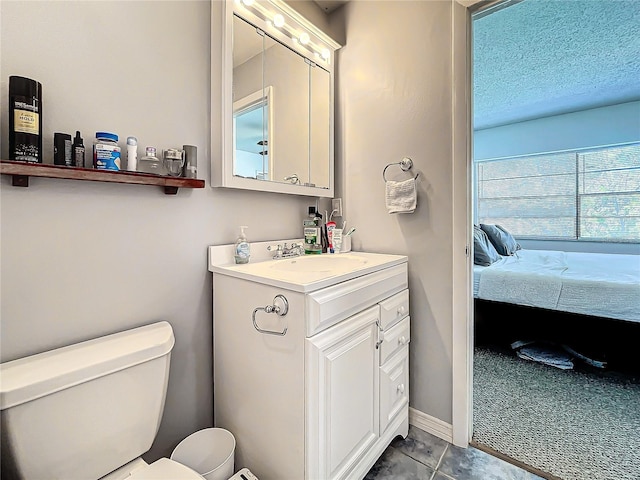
[473,250,640,323]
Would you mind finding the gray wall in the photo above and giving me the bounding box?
[1,0,466,463]
[334,0,457,423]
[474,101,640,161]
[0,0,314,461]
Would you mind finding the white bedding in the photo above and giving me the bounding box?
[474,250,640,323]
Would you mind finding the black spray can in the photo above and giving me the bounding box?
[9,76,42,163]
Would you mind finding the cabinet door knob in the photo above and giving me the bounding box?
[397,384,405,394]
[397,306,406,316]
[398,335,407,345]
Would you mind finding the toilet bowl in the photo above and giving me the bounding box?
[0,322,206,480]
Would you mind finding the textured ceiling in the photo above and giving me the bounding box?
[473,0,640,130]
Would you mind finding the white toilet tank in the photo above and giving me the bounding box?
[0,321,175,480]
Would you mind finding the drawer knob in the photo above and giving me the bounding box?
[398,335,408,345]
[397,384,405,394]
[397,306,406,316]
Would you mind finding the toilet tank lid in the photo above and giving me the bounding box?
[0,321,175,410]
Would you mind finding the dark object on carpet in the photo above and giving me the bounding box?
[510,340,607,370]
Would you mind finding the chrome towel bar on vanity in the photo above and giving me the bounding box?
[252,294,289,336]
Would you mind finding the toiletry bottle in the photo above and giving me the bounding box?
[304,207,322,254]
[126,136,138,171]
[234,226,251,264]
[54,133,72,166]
[326,220,336,253]
[317,212,328,253]
[9,76,42,163]
[72,131,85,167]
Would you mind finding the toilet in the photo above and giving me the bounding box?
[0,321,206,480]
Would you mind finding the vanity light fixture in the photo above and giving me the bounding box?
[237,0,334,64]
[298,32,310,45]
[273,13,285,27]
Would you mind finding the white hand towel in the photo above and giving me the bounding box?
[385,177,417,214]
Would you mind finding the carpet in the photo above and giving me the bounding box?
[473,347,640,480]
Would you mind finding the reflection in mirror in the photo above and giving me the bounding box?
[310,65,331,189]
[233,86,272,179]
[232,16,270,180]
[263,33,309,186]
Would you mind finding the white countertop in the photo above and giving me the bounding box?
[209,243,407,293]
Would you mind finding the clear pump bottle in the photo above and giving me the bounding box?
[234,226,251,264]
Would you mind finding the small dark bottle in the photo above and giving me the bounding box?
[54,133,72,166]
[9,76,42,163]
[72,131,85,168]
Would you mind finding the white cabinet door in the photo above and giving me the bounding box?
[306,306,380,480]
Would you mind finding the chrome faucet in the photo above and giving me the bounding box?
[268,242,304,259]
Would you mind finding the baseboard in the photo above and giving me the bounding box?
[409,407,453,444]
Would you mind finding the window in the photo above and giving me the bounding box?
[476,143,640,242]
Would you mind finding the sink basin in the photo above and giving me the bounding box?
[268,255,369,274]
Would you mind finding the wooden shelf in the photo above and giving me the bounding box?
[0,160,205,195]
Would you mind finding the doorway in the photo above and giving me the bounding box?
[463,1,640,479]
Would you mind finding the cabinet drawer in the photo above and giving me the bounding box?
[306,263,408,337]
[380,346,409,434]
[379,316,410,366]
[378,289,409,330]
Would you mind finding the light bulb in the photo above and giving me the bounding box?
[299,32,310,45]
[321,48,330,60]
[273,14,285,27]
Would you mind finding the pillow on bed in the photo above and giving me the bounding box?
[480,223,521,256]
[474,225,502,266]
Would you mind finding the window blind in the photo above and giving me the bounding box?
[476,143,640,242]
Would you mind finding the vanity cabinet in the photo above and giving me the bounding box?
[209,250,409,480]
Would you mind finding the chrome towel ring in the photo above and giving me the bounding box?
[382,157,419,181]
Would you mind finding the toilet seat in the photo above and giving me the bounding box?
[128,458,204,479]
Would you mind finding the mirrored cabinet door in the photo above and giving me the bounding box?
[310,65,331,189]
[263,33,309,186]
[232,16,270,180]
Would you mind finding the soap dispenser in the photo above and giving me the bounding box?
[234,226,251,264]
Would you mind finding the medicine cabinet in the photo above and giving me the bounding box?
[212,0,341,197]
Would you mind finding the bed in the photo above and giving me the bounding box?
[473,249,640,323]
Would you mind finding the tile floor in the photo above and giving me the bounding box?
[365,426,545,480]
